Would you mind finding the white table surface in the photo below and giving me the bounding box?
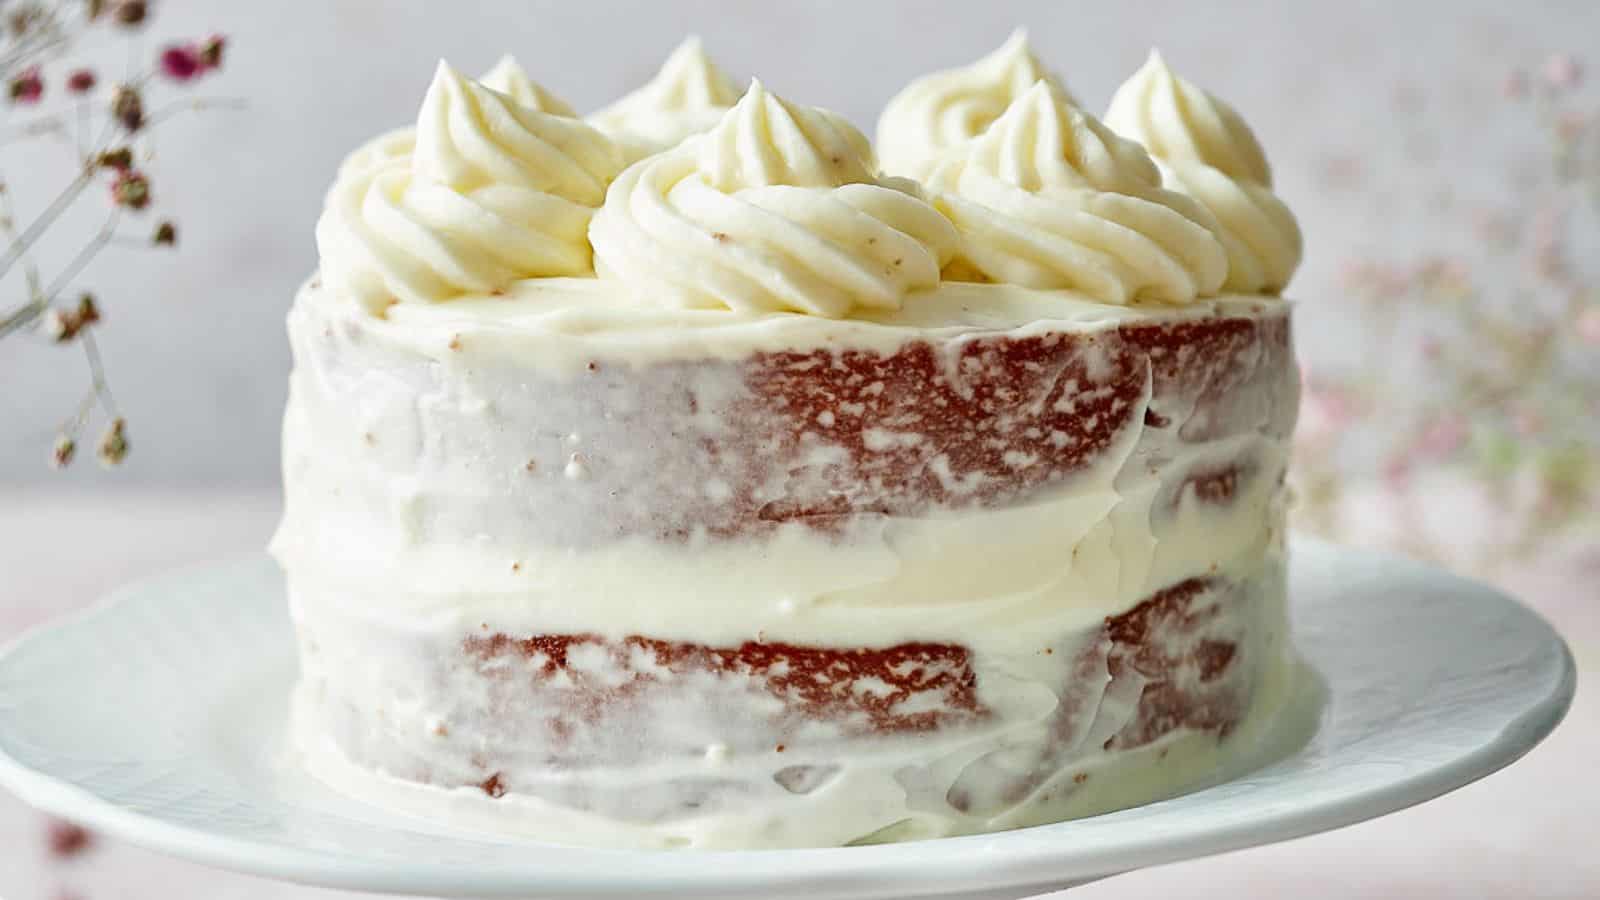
[1,488,1593,899]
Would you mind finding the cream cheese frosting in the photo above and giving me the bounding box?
[589,80,958,317]
[928,81,1228,305]
[315,62,624,312]
[876,30,1075,181]
[1105,51,1302,293]
[587,36,742,162]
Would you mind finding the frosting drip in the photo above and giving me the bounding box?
[589,80,958,318]
[588,37,742,161]
[928,81,1228,305]
[1104,51,1302,293]
[876,30,1075,181]
[315,62,623,311]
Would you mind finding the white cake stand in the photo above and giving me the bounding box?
[0,539,1574,900]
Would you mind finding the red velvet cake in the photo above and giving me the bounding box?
[275,37,1305,847]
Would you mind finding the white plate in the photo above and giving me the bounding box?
[0,540,1574,900]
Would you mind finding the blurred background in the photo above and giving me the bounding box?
[1,0,1595,897]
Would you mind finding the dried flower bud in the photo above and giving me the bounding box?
[76,293,100,327]
[111,85,144,131]
[97,146,134,171]
[112,170,151,210]
[51,435,77,469]
[8,66,44,105]
[43,294,101,342]
[46,819,93,857]
[97,419,129,467]
[112,0,147,27]
[197,34,227,71]
[9,6,42,37]
[153,220,177,246]
[160,45,202,82]
[67,69,97,94]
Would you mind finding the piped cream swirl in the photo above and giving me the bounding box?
[876,30,1076,181]
[315,62,624,311]
[589,80,958,318]
[928,81,1228,305]
[588,37,741,162]
[1105,51,1302,293]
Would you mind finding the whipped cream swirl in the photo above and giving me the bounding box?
[876,30,1075,181]
[588,37,741,162]
[589,80,958,318]
[928,81,1228,305]
[1105,51,1302,293]
[316,62,624,311]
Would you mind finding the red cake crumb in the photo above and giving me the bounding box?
[465,633,983,734]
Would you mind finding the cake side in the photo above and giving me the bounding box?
[278,278,1297,848]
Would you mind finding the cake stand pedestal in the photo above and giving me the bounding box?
[0,540,1574,900]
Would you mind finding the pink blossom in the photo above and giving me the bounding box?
[1543,53,1583,90]
[160,45,202,82]
[1382,456,1412,490]
[1556,110,1588,143]
[1415,415,1469,461]
[8,66,43,104]
[1576,308,1600,346]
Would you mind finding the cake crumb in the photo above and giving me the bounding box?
[586,361,599,372]
[524,459,537,473]
[1073,772,1089,784]
[711,231,731,244]
[363,432,376,446]
[481,773,507,799]
[511,561,522,573]
[448,334,462,351]
[775,743,786,753]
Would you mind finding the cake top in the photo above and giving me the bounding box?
[313,35,1302,320]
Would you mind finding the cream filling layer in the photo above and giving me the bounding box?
[300,276,1286,377]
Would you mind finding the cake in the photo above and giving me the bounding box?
[273,37,1305,849]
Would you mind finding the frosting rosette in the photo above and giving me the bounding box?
[927,81,1228,305]
[589,80,958,318]
[315,61,624,311]
[588,37,741,162]
[1105,51,1302,293]
[876,30,1075,181]
[479,55,577,115]
[334,57,568,177]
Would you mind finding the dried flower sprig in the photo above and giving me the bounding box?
[1,0,239,468]
[1293,52,1600,570]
